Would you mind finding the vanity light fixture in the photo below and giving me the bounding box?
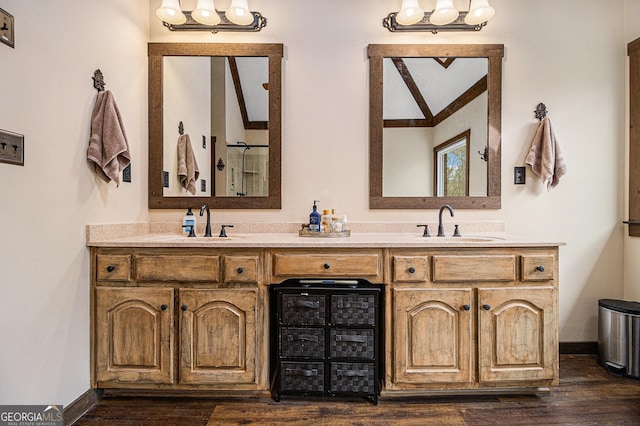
[156,0,266,33]
[383,0,495,33]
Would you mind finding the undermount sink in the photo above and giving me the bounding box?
[142,234,245,242]
[413,235,503,243]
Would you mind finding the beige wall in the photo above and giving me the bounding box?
[149,0,628,341]
[0,0,149,406]
[624,1,640,302]
[0,0,633,407]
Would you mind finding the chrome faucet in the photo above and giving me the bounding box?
[438,205,454,237]
[200,204,212,237]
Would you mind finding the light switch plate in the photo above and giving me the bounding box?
[122,164,131,183]
[0,129,24,166]
[514,166,526,184]
[0,8,15,48]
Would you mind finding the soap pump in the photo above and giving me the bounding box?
[309,200,321,232]
[183,208,196,236]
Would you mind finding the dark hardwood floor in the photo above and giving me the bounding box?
[72,355,640,425]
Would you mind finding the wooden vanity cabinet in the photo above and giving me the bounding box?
[95,286,174,384]
[388,247,558,392]
[91,248,266,391]
[91,242,559,397]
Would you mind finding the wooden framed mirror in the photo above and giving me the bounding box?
[148,43,283,209]
[368,44,504,209]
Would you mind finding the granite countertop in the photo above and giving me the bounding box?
[86,223,564,249]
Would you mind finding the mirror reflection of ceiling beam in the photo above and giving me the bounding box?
[434,57,456,69]
[432,75,487,126]
[228,56,268,130]
[388,58,434,126]
[384,57,487,129]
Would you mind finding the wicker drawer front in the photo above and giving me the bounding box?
[330,362,376,394]
[331,294,376,326]
[281,294,326,325]
[96,255,131,281]
[330,329,375,359]
[280,362,325,392]
[280,328,325,358]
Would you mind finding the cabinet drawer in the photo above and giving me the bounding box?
[393,256,429,282]
[224,256,260,283]
[96,254,131,281]
[330,329,375,359]
[280,362,324,392]
[135,255,220,282]
[273,253,381,278]
[280,327,325,358]
[330,293,377,326]
[330,362,376,394]
[281,293,326,325]
[432,255,516,282]
[521,255,555,281]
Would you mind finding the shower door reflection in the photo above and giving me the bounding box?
[225,143,269,197]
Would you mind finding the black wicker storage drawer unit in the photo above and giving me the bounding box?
[270,280,382,404]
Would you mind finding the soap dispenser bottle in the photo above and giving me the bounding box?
[183,208,196,235]
[309,200,321,232]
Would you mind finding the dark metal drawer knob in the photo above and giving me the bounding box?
[483,304,491,311]
[323,263,330,269]
[106,265,116,272]
[463,304,471,311]
[408,267,416,274]
[181,305,188,312]
[536,265,545,272]
[237,267,244,274]
[160,304,168,311]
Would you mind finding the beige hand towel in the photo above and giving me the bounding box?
[177,134,199,195]
[525,116,567,190]
[87,90,131,187]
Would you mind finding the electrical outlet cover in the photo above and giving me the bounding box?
[0,129,24,165]
[0,8,15,48]
[514,167,526,184]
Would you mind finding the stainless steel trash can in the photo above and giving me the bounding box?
[598,299,640,379]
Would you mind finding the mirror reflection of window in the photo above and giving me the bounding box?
[434,130,470,197]
[381,56,488,198]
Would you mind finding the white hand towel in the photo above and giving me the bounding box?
[177,134,199,195]
[87,90,131,187]
[525,116,567,190]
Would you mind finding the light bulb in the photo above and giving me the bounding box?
[465,0,495,25]
[156,0,187,25]
[396,0,425,26]
[225,0,254,26]
[192,0,221,25]
[430,0,459,25]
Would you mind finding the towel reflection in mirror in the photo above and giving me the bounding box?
[177,133,200,195]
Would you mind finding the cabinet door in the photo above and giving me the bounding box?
[393,288,472,384]
[95,287,174,384]
[478,287,556,383]
[179,289,258,386]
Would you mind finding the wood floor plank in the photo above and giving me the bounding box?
[71,356,640,426]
